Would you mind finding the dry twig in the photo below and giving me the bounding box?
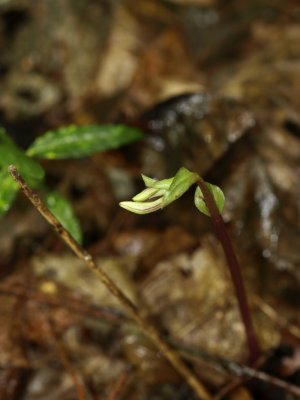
[0,283,126,324]
[178,343,300,398]
[105,368,130,400]
[253,295,300,340]
[45,316,86,400]
[8,165,212,400]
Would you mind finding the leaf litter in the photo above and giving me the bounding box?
[0,0,299,399]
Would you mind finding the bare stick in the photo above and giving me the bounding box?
[8,165,212,400]
[177,342,300,398]
[197,177,261,364]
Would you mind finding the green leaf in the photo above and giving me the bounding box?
[141,174,158,188]
[0,128,45,186]
[27,124,144,159]
[142,174,174,190]
[194,183,225,216]
[0,127,15,145]
[162,167,199,207]
[0,168,19,217]
[45,192,82,244]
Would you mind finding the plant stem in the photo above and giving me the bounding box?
[9,165,212,400]
[197,177,261,364]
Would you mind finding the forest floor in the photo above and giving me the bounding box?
[0,0,299,399]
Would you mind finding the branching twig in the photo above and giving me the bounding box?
[8,165,212,400]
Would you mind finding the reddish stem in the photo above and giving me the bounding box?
[197,178,261,364]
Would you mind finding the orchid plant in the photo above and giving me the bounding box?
[120,167,261,364]
[120,167,225,216]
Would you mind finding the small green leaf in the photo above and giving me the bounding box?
[141,174,174,190]
[141,174,158,188]
[45,192,82,244]
[194,183,225,216]
[27,124,143,159]
[0,168,19,216]
[162,167,199,207]
[0,128,45,186]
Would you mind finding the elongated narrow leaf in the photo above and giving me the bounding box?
[0,168,19,216]
[0,127,44,186]
[194,183,225,216]
[162,167,199,207]
[45,192,82,244]
[27,124,143,159]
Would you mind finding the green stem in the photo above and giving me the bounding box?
[197,178,261,364]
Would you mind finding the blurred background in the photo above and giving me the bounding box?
[0,0,299,399]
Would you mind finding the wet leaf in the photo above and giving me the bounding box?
[27,124,144,159]
[0,168,19,217]
[194,184,225,216]
[44,192,82,244]
[138,93,253,179]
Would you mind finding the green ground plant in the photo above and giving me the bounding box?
[120,167,261,364]
[0,124,143,242]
